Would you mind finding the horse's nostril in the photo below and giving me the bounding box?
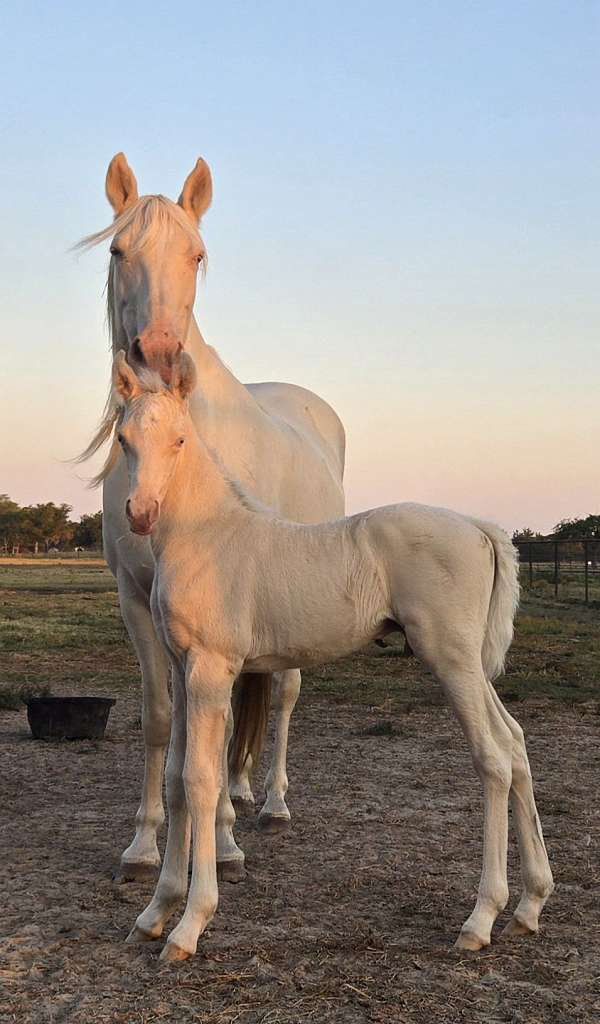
[125,499,132,519]
[131,338,144,363]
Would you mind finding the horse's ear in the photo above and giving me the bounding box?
[106,153,139,216]
[178,158,213,224]
[113,351,141,401]
[173,352,197,400]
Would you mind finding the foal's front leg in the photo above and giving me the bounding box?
[162,651,239,962]
[127,667,190,943]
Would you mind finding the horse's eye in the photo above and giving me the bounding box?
[117,433,125,446]
[177,437,185,446]
[110,245,122,257]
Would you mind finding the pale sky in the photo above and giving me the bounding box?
[1,1,598,534]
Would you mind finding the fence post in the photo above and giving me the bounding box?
[554,541,559,598]
[528,542,533,589]
[585,540,589,604]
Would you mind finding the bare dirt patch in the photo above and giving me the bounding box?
[1,692,599,1024]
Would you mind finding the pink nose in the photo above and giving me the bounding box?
[131,330,182,382]
[126,498,160,535]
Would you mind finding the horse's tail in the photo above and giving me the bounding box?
[228,673,272,779]
[471,519,520,681]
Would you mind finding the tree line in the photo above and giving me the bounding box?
[2,494,598,555]
[0,495,102,554]
[512,516,600,544]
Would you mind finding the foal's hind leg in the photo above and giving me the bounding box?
[486,685,554,938]
[408,626,513,950]
[258,669,301,833]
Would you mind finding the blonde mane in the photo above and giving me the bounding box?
[75,196,207,487]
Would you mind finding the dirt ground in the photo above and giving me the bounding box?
[2,689,599,1024]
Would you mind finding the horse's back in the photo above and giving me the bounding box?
[246,381,346,483]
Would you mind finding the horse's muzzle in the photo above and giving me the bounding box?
[125,498,159,536]
[130,330,183,383]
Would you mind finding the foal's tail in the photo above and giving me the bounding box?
[228,673,272,779]
[472,520,520,681]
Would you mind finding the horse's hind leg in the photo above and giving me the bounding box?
[407,623,513,950]
[258,669,301,833]
[485,684,554,938]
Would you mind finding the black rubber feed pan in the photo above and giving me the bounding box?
[26,697,116,741]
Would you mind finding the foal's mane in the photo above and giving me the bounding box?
[74,196,206,487]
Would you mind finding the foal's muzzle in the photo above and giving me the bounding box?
[125,498,160,536]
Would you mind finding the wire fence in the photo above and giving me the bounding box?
[515,539,600,604]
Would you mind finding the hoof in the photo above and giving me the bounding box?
[455,929,488,952]
[126,924,160,944]
[160,941,192,963]
[217,858,246,883]
[231,796,255,816]
[500,915,537,940]
[257,813,290,835]
[115,861,160,884]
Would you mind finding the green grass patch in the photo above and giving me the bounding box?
[0,681,52,711]
[1,564,599,710]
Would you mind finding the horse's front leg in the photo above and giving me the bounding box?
[161,652,239,962]
[117,573,171,881]
[258,669,301,832]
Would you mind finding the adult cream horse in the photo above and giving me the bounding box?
[113,351,553,961]
[78,154,345,881]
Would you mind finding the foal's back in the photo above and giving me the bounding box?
[215,501,493,673]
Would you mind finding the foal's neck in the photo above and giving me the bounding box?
[156,425,241,541]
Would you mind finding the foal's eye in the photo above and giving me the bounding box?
[177,437,185,446]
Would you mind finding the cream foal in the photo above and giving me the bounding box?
[114,352,553,962]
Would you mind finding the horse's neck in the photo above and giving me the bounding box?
[185,317,259,433]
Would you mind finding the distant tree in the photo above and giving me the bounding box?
[512,527,544,543]
[21,502,74,551]
[73,511,103,550]
[553,515,600,539]
[0,494,24,552]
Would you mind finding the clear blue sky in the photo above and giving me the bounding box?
[1,1,598,532]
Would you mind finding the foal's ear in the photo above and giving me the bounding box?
[178,158,213,224]
[173,352,197,400]
[106,153,139,216]
[113,351,141,401]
